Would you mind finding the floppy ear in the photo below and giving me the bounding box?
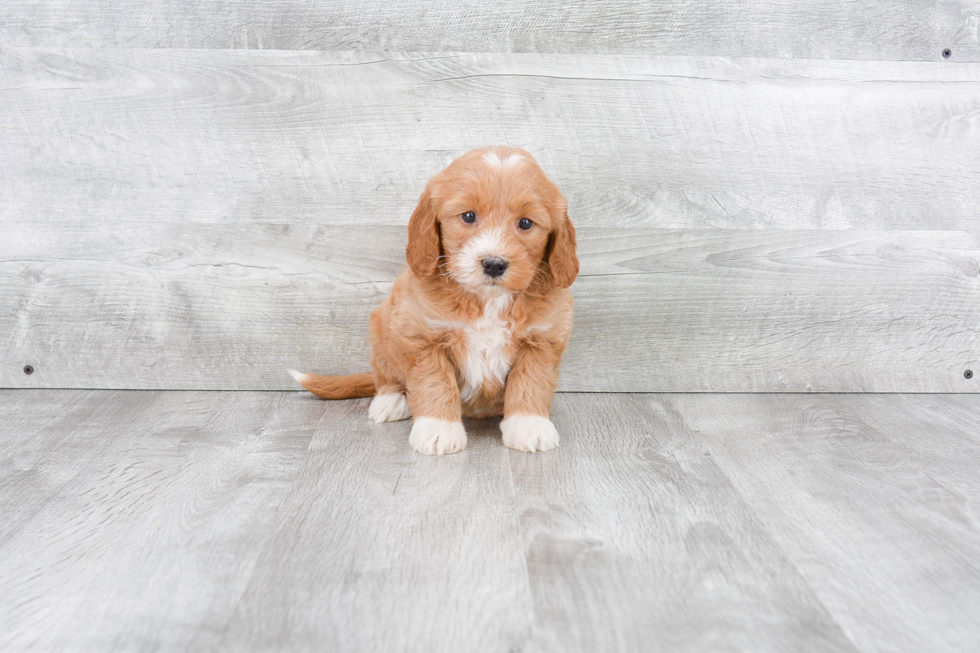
[548,208,579,289]
[405,187,441,277]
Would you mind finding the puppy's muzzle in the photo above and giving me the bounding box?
[481,256,508,278]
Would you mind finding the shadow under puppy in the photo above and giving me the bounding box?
[290,146,578,455]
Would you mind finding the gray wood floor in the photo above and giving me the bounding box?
[2,390,978,652]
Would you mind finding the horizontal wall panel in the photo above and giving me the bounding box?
[2,223,976,392]
[0,1,977,61]
[3,49,979,230]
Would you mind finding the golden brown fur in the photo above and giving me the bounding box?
[291,146,578,455]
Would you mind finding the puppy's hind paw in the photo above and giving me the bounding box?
[369,393,411,423]
[501,414,559,453]
[409,418,467,455]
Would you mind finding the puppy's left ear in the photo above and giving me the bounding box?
[548,208,579,289]
[406,187,441,277]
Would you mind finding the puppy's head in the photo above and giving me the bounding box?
[406,146,578,294]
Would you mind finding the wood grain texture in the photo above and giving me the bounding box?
[4,390,979,651]
[670,393,980,653]
[0,0,977,62]
[838,394,980,502]
[0,390,157,548]
[510,393,858,652]
[220,397,533,652]
[3,222,977,392]
[3,49,980,231]
[4,49,978,391]
[0,390,321,651]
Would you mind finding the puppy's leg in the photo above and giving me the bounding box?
[368,366,410,424]
[405,347,466,455]
[368,310,410,423]
[501,345,560,452]
[368,387,411,423]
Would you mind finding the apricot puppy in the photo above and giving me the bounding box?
[290,146,578,455]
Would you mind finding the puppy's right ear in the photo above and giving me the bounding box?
[406,187,440,277]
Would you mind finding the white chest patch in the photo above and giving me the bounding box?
[460,293,513,402]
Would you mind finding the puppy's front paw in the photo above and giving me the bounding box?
[369,393,411,423]
[501,415,559,453]
[409,418,467,455]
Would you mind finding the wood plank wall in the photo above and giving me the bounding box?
[1,3,978,392]
[2,1,978,60]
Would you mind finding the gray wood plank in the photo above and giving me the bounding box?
[0,1,976,62]
[0,390,868,652]
[0,390,319,652]
[828,394,980,503]
[510,393,858,652]
[3,49,979,231]
[3,223,977,392]
[3,390,977,651]
[670,393,980,653]
[0,390,158,547]
[220,399,533,652]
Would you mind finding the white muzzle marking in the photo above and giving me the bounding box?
[450,226,508,291]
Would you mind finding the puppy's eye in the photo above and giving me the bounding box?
[461,211,476,224]
[518,217,533,231]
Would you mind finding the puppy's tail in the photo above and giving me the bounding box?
[287,369,376,399]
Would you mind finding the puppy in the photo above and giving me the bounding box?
[289,146,578,455]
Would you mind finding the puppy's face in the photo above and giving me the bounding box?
[407,147,578,294]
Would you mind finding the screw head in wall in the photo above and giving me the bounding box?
[943,48,952,58]
[966,369,974,380]
[23,365,34,375]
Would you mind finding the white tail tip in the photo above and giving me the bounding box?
[287,368,307,384]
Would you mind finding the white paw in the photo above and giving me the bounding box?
[369,393,411,423]
[500,414,559,453]
[409,418,467,456]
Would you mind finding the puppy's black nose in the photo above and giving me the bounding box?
[482,256,508,278]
